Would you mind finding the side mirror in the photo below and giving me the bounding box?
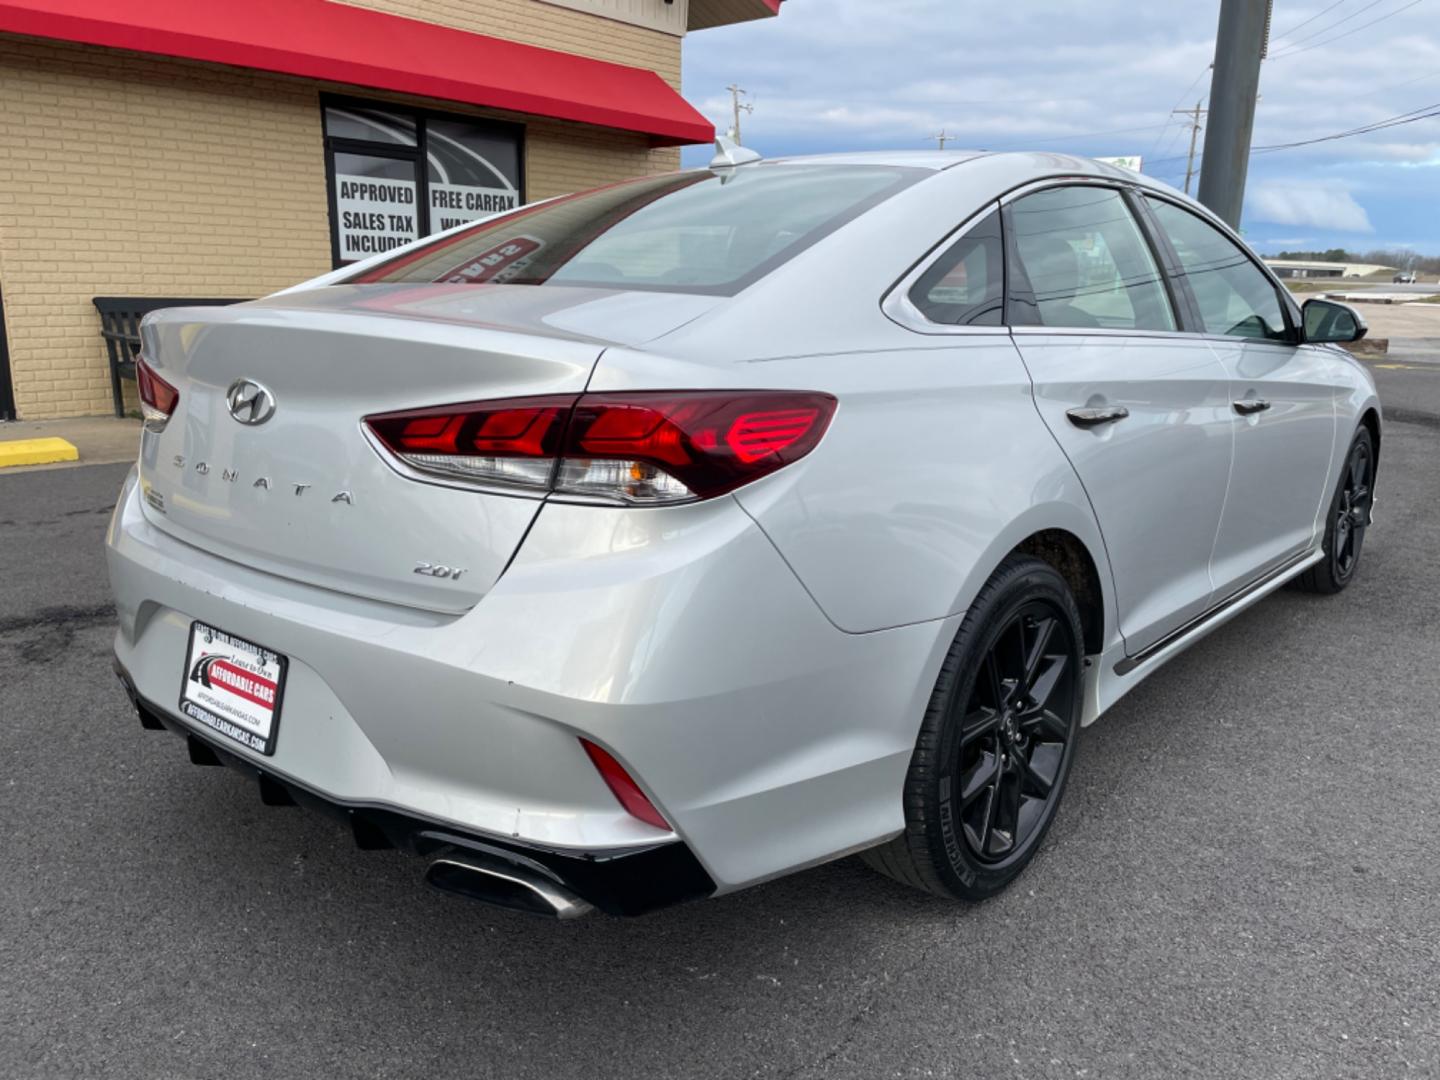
[1302,298,1368,345]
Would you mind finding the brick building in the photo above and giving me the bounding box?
[0,0,779,420]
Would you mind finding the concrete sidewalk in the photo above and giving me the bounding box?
[0,415,140,472]
[1351,299,1440,342]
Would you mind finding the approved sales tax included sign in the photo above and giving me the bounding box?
[179,622,288,756]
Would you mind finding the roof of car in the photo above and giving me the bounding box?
[762,149,992,170]
[756,149,1172,188]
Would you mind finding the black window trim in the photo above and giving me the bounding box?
[880,200,1013,337]
[881,172,1308,346]
[320,92,527,271]
[904,207,1007,329]
[1124,188,1202,331]
[1137,189,1303,348]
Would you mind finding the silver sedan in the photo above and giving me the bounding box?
[108,147,1380,917]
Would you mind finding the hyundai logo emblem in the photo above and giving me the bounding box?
[226,379,276,426]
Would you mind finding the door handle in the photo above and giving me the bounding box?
[1066,405,1130,428]
[1233,398,1271,416]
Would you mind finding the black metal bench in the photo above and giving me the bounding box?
[93,296,247,417]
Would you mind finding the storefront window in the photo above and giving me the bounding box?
[322,98,523,266]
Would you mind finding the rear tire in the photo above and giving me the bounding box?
[1292,426,1374,595]
[863,555,1084,900]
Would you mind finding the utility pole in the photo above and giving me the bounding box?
[1197,0,1272,228]
[1173,101,1207,195]
[726,84,754,145]
[930,129,952,150]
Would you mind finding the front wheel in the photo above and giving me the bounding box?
[1292,426,1374,595]
[863,555,1084,901]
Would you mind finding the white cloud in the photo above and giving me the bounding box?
[681,1,1440,249]
[683,1,1440,168]
[1246,181,1375,233]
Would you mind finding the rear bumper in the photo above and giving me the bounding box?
[106,466,957,892]
[113,664,714,917]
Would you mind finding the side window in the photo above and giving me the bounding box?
[1145,197,1289,342]
[908,209,1004,326]
[1008,186,1175,332]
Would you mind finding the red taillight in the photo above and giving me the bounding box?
[365,395,576,489]
[364,390,835,504]
[136,357,179,430]
[579,738,669,830]
[559,392,834,502]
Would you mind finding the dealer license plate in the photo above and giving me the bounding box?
[178,621,288,756]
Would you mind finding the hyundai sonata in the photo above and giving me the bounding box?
[108,145,1380,917]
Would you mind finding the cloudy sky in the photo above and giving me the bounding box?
[681,0,1440,257]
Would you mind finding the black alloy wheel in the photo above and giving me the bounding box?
[1333,437,1373,582]
[955,601,1076,864]
[863,555,1084,901]
[1293,425,1376,595]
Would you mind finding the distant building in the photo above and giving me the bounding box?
[1265,259,1395,280]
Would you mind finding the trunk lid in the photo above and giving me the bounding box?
[135,284,715,612]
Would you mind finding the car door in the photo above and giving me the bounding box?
[1142,196,1338,596]
[1005,183,1235,655]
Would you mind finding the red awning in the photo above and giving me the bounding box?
[0,0,714,146]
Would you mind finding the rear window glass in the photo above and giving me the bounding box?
[348,165,925,296]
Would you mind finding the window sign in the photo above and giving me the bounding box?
[333,153,419,260]
[323,98,523,266]
[426,118,522,231]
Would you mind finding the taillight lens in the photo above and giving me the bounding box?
[364,395,574,490]
[136,357,179,431]
[579,738,669,831]
[558,392,835,503]
[364,390,835,504]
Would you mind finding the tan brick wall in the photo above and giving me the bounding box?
[0,32,683,419]
[341,0,682,87]
[0,39,333,419]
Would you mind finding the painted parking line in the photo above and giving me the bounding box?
[1363,359,1440,372]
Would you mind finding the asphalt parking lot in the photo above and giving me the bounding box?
[3,357,1439,1080]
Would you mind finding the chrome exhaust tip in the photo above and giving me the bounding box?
[425,857,594,919]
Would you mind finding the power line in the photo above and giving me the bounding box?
[1270,0,1347,45]
[1269,0,1427,58]
[1151,116,1197,165]
[1251,100,1440,150]
[1144,65,1213,162]
[1269,0,1388,52]
[1149,98,1440,173]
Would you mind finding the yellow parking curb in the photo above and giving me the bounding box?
[0,436,81,468]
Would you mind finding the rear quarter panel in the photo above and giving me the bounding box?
[590,338,1116,638]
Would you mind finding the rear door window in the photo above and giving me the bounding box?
[1008,186,1175,332]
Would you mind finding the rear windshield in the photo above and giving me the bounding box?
[347,164,925,296]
